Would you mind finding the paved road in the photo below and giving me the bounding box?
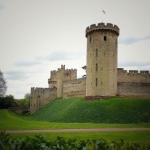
[5,128,150,133]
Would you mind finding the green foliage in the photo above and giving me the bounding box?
[24,93,30,101]
[0,95,17,109]
[0,109,150,143]
[16,99,30,107]
[9,130,150,144]
[31,98,150,123]
[0,70,7,97]
[15,93,30,107]
[0,132,150,150]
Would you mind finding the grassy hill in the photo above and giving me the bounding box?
[1,109,149,130]
[30,98,150,123]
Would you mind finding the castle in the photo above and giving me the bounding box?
[30,22,150,114]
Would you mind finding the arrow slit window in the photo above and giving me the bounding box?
[96,78,98,86]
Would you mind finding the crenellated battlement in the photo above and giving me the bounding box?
[30,21,150,114]
[86,22,119,37]
[129,70,138,74]
[117,68,150,84]
[31,87,51,93]
[65,69,77,73]
[65,69,77,71]
[140,71,149,74]
[51,70,57,74]
[117,68,150,75]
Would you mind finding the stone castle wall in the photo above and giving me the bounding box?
[63,78,86,98]
[117,68,150,98]
[30,87,57,114]
[118,68,150,83]
[48,65,77,89]
[29,22,150,114]
[48,70,57,88]
[30,65,77,114]
[30,67,150,114]
[86,23,119,97]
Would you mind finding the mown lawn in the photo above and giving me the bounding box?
[0,109,149,130]
[30,98,150,123]
[10,131,150,143]
[0,97,150,144]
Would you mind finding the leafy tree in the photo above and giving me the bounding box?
[17,99,30,107]
[0,70,7,97]
[24,93,31,101]
[24,93,30,106]
[0,95,16,109]
[16,93,31,107]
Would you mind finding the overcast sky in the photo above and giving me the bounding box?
[0,0,150,99]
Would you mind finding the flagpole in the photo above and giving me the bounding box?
[102,10,106,23]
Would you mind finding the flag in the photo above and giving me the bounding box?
[102,10,106,14]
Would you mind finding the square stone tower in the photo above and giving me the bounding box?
[85,23,119,97]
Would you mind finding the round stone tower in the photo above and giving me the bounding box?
[85,23,119,97]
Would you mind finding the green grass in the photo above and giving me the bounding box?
[0,97,150,130]
[30,98,150,123]
[10,131,150,143]
[0,97,150,144]
[0,109,150,130]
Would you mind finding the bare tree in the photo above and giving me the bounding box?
[0,70,7,97]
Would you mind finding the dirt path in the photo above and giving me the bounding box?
[5,128,150,133]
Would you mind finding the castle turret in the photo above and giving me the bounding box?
[85,23,119,97]
[56,65,65,98]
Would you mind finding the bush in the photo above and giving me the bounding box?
[0,131,149,150]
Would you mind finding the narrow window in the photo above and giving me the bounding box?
[104,36,107,41]
[96,49,98,57]
[90,37,92,43]
[96,78,98,86]
[96,63,98,71]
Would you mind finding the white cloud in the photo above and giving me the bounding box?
[119,35,150,45]
[15,50,84,67]
[4,71,31,80]
[120,61,150,67]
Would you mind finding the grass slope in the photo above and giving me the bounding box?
[11,131,150,143]
[30,98,150,123]
[2,109,149,130]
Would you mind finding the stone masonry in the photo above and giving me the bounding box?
[30,22,150,114]
[86,23,119,97]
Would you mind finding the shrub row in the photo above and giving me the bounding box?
[0,132,150,150]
